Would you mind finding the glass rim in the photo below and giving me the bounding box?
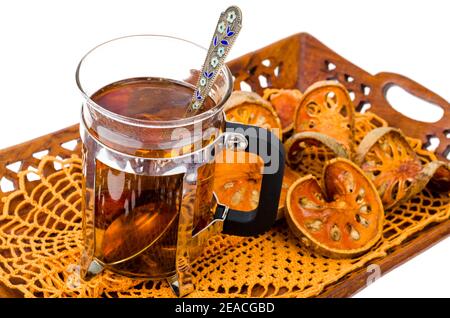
[75,34,233,128]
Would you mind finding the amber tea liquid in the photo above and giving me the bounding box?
[89,78,216,278]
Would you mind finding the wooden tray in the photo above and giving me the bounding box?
[0,33,448,297]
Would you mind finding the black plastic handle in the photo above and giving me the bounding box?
[219,121,285,236]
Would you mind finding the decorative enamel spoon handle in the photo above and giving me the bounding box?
[185,6,242,116]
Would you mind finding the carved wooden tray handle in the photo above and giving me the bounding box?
[372,72,449,161]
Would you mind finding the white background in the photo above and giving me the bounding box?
[0,0,449,297]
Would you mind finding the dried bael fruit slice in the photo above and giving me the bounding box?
[263,88,302,134]
[277,165,301,220]
[355,127,426,209]
[286,158,384,258]
[293,81,355,153]
[214,150,296,220]
[284,131,349,180]
[224,91,282,139]
[213,149,264,211]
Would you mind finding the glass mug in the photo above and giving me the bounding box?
[76,35,285,296]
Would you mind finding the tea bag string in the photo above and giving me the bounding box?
[184,6,242,117]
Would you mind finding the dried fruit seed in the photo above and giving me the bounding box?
[251,189,259,206]
[299,197,323,209]
[223,182,234,189]
[341,171,355,193]
[314,192,324,202]
[356,214,370,227]
[350,226,360,241]
[356,187,365,203]
[305,219,323,232]
[231,190,244,206]
[330,225,341,241]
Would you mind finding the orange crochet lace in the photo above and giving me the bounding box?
[0,112,448,298]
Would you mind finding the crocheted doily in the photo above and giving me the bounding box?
[0,112,448,297]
